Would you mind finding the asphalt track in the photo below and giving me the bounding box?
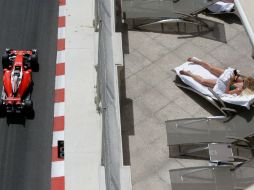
[0,1,58,190]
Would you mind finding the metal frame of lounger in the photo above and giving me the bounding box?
[165,115,254,154]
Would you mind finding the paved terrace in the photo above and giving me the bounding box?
[120,14,254,189]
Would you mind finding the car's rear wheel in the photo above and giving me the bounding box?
[0,100,6,117]
[29,53,39,71]
[24,100,33,110]
[24,100,34,119]
[2,53,10,69]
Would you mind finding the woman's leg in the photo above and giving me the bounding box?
[180,70,217,88]
[187,57,224,77]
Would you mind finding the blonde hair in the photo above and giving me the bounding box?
[241,77,254,96]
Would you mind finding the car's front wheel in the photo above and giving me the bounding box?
[2,53,10,69]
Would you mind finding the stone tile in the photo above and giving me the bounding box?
[154,33,189,51]
[155,78,182,101]
[130,138,169,184]
[230,56,254,77]
[128,31,152,50]
[228,32,253,57]
[173,42,207,61]
[134,118,166,145]
[136,88,170,113]
[125,74,152,100]
[124,50,152,74]
[155,102,192,123]
[174,93,206,116]
[155,52,185,73]
[224,23,240,41]
[210,44,243,67]
[145,31,161,39]
[137,38,171,62]
[133,175,171,190]
[124,67,133,78]
[200,53,225,68]
[136,63,169,87]
[191,36,223,53]
[132,101,153,126]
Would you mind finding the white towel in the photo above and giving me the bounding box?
[208,1,235,13]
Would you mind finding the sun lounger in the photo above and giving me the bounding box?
[169,159,254,190]
[174,61,254,110]
[165,107,254,146]
[235,0,254,58]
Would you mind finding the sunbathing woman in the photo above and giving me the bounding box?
[180,57,254,96]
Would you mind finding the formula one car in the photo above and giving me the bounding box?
[0,49,38,115]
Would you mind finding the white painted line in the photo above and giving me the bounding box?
[57,51,65,64]
[59,5,66,17]
[58,28,65,39]
[51,161,64,177]
[52,131,65,147]
[55,75,65,89]
[54,102,65,117]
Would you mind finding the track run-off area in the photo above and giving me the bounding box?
[0,1,59,190]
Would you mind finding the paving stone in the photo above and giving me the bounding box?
[173,41,207,60]
[224,23,241,41]
[174,93,207,116]
[154,33,189,51]
[134,118,166,145]
[136,62,169,87]
[124,67,133,78]
[122,14,253,190]
[210,44,243,67]
[228,32,253,57]
[130,138,169,184]
[128,31,152,50]
[137,38,171,62]
[230,56,254,77]
[124,50,152,74]
[155,52,185,73]
[125,74,152,100]
[145,31,161,39]
[191,36,223,53]
[133,175,171,190]
[155,102,192,123]
[155,78,183,101]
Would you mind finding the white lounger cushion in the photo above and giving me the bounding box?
[175,62,254,109]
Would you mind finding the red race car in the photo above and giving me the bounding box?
[0,49,38,115]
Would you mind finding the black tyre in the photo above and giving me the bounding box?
[0,100,6,117]
[29,54,39,71]
[24,100,33,110]
[2,53,10,69]
[24,100,34,119]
